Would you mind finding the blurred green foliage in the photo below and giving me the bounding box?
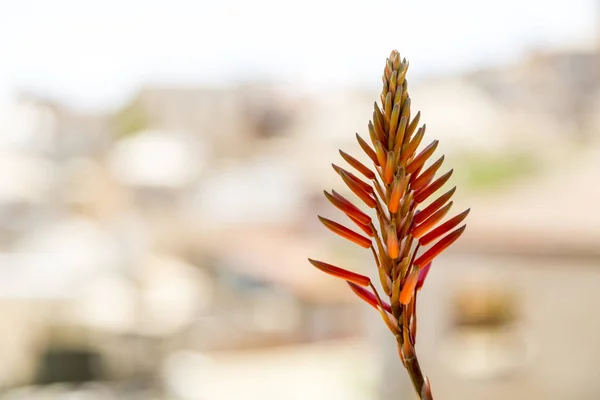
[113,101,149,138]
[457,152,538,192]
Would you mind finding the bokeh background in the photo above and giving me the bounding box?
[0,0,599,399]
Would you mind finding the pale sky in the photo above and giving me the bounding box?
[0,0,596,111]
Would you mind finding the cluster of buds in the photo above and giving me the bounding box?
[308,50,469,399]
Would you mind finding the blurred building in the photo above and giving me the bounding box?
[0,37,599,398]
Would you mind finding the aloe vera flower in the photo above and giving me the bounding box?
[308,50,470,400]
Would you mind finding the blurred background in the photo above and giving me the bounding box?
[0,0,599,399]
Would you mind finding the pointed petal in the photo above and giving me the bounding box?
[324,190,372,225]
[414,169,454,203]
[356,133,380,166]
[388,103,401,148]
[406,111,421,141]
[348,214,374,236]
[419,208,470,246]
[339,150,376,180]
[414,225,467,268]
[308,259,371,286]
[406,140,438,174]
[416,262,432,291]
[384,92,392,120]
[412,201,453,239]
[374,141,388,167]
[414,187,456,225]
[372,108,386,143]
[338,170,378,209]
[399,125,425,163]
[411,155,445,191]
[346,282,393,313]
[388,172,407,213]
[393,116,408,150]
[400,267,420,305]
[332,164,374,194]
[387,223,399,259]
[380,307,400,335]
[383,151,395,184]
[318,216,372,248]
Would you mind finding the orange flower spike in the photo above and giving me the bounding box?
[325,190,372,225]
[338,170,378,208]
[347,282,393,313]
[400,267,420,305]
[318,216,372,248]
[413,186,456,225]
[420,208,471,246]
[412,201,453,239]
[414,169,454,203]
[406,139,439,174]
[339,150,376,180]
[308,259,371,287]
[414,225,467,268]
[412,155,445,191]
[356,133,380,166]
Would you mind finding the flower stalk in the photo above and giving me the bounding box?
[308,50,470,399]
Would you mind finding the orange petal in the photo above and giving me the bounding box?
[356,133,380,166]
[338,170,378,209]
[413,186,456,225]
[414,169,453,203]
[406,140,438,174]
[411,155,445,191]
[383,151,395,184]
[368,120,380,145]
[393,116,408,150]
[318,216,372,248]
[387,223,399,259]
[388,103,401,148]
[416,262,432,291]
[400,267,420,305]
[420,209,470,246]
[348,214,374,236]
[414,225,467,268]
[388,172,407,213]
[308,259,371,286]
[374,141,387,167]
[399,125,425,162]
[325,190,372,225]
[406,111,421,141]
[384,92,392,119]
[372,109,386,143]
[347,282,393,313]
[332,164,374,194]
[339,150,376,180]
[380,307,400,335]
[412,201,453,239]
